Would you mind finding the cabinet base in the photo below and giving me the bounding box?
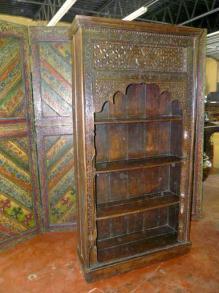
[80,242,191,282]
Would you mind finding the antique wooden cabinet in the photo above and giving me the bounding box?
[72,16,206,281]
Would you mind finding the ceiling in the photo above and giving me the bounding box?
[0,0,219,34]
[1,0,219,59]
[207,33,219,60]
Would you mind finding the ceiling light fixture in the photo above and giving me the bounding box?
[122,0,160,21]
[122,6,148,21]
[207,31,219,37]
[47,0,77,26]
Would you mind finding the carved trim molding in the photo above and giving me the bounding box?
[93,79,187,113]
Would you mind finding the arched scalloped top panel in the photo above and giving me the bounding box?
[94,83,182,120]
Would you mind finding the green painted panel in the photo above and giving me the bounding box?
[0,137,36,243]
[45,135,76,225]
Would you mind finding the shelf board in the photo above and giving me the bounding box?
[95,115,182,125]
[96,155,183,174]
[96,192,179,220]
[97,225,177,262]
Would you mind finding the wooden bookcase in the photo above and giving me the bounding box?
[95,84,183,263]
[72,16,206,281]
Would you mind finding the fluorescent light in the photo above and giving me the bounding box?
[47,0,77,26]
[207,31,219,37]
[123,6,148,21]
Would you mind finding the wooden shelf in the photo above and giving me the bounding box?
[97,225,177,262]
[95,155,183,174]
[97,192,179,220]
[95,115,182,125]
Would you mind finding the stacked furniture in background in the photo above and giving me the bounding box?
[204,92,219,180]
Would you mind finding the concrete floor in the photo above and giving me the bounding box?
[0,174,219,293]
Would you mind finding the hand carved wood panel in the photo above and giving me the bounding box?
[93,41,187,72]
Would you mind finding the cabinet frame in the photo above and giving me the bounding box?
[72,15,206,281]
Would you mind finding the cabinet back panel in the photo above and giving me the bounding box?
[96,166,170,204]
[168,205,179,230]
[110,92,127,118]
[95,122,171,163]
[171,121,183,157]
[170,165,181,195]
[127,124,145,159]
[95,84,173,120]
[95,125,109,162]
[97,208,168,240]
[126,85,146,117]
[108,125,128,161]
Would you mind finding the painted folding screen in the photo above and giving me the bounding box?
[30,27,76,230]
[0,21,40,247]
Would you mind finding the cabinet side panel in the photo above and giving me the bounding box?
[192,32,206,219]
[73,28,90,265]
